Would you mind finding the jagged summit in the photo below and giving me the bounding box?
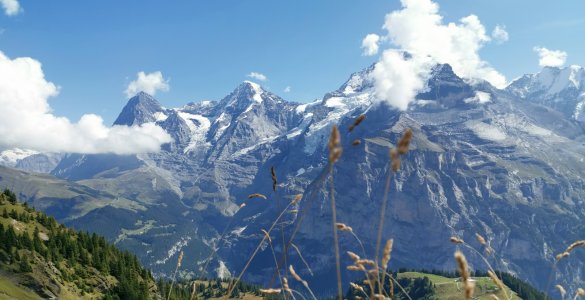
[506,64,585,121]
[114,91,166,126]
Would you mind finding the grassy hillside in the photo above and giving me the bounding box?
[0,189,157,299]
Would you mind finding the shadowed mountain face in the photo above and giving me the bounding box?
[2,63,585,296]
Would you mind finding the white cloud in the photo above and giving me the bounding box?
[367,0,507,110]
[0,52,172,154]
[0,0,20,16]
[125,71,170,98]
[464,91,491,104]
[284,86,291,93]
[361,34,381,56]
[533,46,567,67]
[247,72,268,82]
[491,25,509,43]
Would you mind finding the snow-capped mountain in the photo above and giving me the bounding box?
[507,65,585,122]
[2,63,585,296]
[0,149,62,173]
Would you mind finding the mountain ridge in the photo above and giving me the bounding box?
[1,63,585,297]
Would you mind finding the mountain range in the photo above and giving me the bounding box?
[2,63,585,296]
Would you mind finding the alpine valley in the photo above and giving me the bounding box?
[2,63,585,296]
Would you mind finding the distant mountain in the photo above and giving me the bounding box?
[0,149,62,174]
[2,63,585,296]
[507,65,585,122]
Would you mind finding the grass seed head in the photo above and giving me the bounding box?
[450,236,464,244]
[336,222,353,232]
[259,288,282,295]
[382,239,394,270]
[292,194,303,205]
[454,251,474,300]
[349,115,366,132]
[556,284,566,297]
[347,251,360,262]
[350,282,365,293]
[475,233,486,245]
[487,270,505,291]
[289,265,303,282]
[248,193,267,199]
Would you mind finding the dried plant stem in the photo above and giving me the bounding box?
[290,289,307,300]
[226,201,294,299]
[329,165,343,300]
[167,251,183,300]
[269,167,330,287]
[382,270,413,300]
[265,231,285,295]
[291,243,314,276]
[460,243,511,300]
[374,170,394,294]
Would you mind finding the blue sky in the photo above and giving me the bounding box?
[1,0,584,124]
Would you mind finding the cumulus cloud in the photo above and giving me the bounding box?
[361,34,381,56]
[284,86,291,93]
[533,46,567,67]
[125,71,170,98]
[367,0,507,110]
[0,52,172,154]
[247,72,268,82]
[491,25,509,43]
[0,0,20,16]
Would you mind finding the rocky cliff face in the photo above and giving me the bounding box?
[3,63,585,295]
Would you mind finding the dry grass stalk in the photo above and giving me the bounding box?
[352,139,362,146]
[289,265,303,282]
[347,251,361,262]
[357,259,376,267]
[259,288,282,295]
[397,128,413,155]
[556,284,567,298]
[454,251,474,300]
[381,239,394,270]
[491,295,500,300]
[350,282,365,293]
[568,241,585,252]
[328,125,342,164]
[271,166,278,192]
[289,265,317,300]
[348,115,366,132]
[292,194,302,205]
[261,229,272,243]
[327,125,343,300]
[557,251,570,261]
[373,294,389,300]
[450,236,464,244]
[487,270,505,291]
[248,193,267,199]
[291,243,314,276]
[347,265,366,272]
[167,251,184,300]
[282,277,292,296]
[373,128,412,296]
[336,222,353,232]
[475,233,486,245]
[557,240,585,261]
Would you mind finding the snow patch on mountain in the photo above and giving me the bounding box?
[467,121,507,141]
[177,112,212,153]
[155,236,191,265]
[0,148,39,167]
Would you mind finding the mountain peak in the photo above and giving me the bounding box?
[113,92,165,126]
